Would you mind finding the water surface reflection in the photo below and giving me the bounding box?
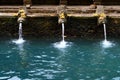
[0,38,120,80]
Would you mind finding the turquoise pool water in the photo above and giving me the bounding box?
[0,38,120,80]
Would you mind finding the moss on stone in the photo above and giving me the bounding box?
[0,16,120,39]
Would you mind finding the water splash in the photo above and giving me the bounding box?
[101,23,113,48]
[54,23,71,49]
[12,22,25,44]
[13,38,25,44]
[101,39,113,48]
[54,40,71,49]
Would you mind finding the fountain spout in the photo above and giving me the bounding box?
[57,5,67,24]
[12,7,27,44]
[93,5,107,25]
[98,13,106,24]
[18,8,27,23]
[14,7,27,23]
[93,12,106,25]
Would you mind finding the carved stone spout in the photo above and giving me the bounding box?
[57,5,67,24]
[95,5,107,24]
[17,7,27,23]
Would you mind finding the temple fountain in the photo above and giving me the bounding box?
[0,0,120,80]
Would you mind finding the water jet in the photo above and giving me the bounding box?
[13,7,27,44]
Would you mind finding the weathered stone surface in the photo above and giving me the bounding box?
[1,0,120,5]
[32,0,59,5]
[23,0,32,5]
[67,0,93,5]
[101,0,120,5]
[0,0,23,5]
[1,6,120,18]
[60,0,67,5]
[0,17,59,37]
[94,0,120,5]
[0,17,120,39]
[0,1,120,39]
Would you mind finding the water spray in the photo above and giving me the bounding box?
[13,7,27,44]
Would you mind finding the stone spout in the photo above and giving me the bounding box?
[57,5,67,24]
[17,7,27,23]
[94,5,107,24]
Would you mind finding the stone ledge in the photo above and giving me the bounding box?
[0,6,120,18]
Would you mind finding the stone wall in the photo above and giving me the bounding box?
[101,0,120,5]
[1,0,120,5]
[0,0,59,5]
[0,17,120,39]
[32,0,59,5]
[67,0,93,5]
[0,0,23,5]
[94,0,120,5]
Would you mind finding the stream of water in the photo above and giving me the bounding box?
[53,23,71,49]
[103,23,107,41]
[13,22,25,44]
[62,23,65,42]
[102,23,113,48]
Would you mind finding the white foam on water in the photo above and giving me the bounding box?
[12,22,25,45]
[101,23,114,48]
[101,40,113,48]
[53,23,73,49]
[54,40,67,49]
[53,40,72,49]
[12,38,25,44]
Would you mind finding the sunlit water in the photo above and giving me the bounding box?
[1,38,120,80]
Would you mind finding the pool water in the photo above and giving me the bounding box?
[0,37,120,80]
